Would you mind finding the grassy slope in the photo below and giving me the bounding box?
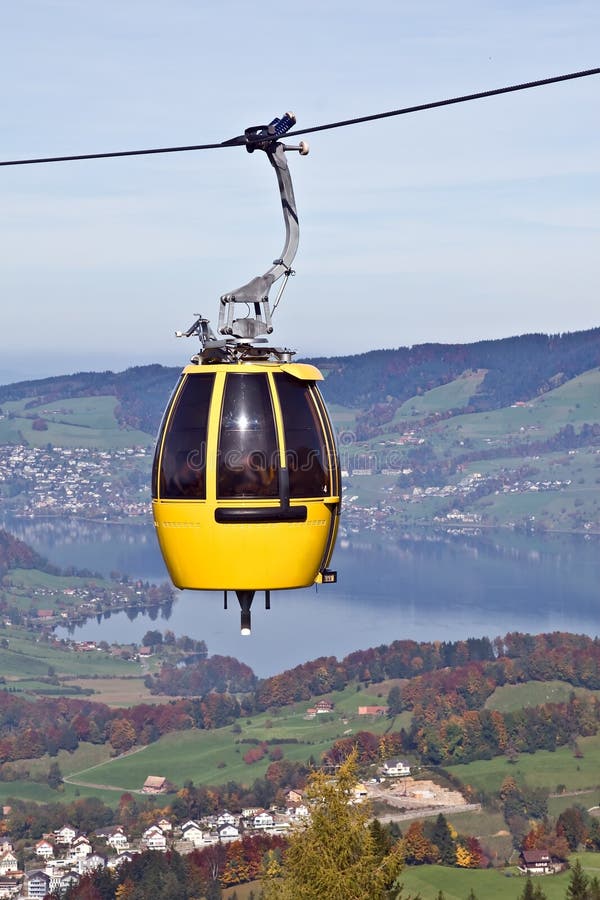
[224,852,600,900]
[391,370,487,423]
[484,681,599,713]
[60,684,411,793]
[0,626,144,680]
[0,394,152,448]
[398,852,600,900]
[447,732,600,796]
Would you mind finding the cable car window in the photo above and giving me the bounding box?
[217,374,279,499]
[274,373,330,497]
[156,374,215,499]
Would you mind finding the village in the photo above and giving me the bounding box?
[0,445,150,521]
[0,750,562,899]
[0,760,416,899]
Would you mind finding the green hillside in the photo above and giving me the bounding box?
[2,330,600,530]
[0,394,151,449]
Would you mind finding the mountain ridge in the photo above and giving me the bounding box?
[2,326,600,437]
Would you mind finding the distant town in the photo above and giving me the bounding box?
[2,442,597,540]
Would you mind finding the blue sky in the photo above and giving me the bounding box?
[1,1,599,383]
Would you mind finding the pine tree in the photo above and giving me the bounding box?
[261,750,404,899]
[370,818,392,861]
[590,875,600,900]
[47,761,63,790]
[566,858,590,900]
[429,814,456,866]
[518,878,547,900]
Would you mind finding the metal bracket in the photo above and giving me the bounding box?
[217,113,309,341]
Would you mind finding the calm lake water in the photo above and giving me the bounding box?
[3,515,600,678]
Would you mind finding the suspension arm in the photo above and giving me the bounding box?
[218,114,308,340]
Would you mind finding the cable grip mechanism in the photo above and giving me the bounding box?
[217,112,308,341]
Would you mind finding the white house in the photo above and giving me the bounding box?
[287,803,309,820]
[25,870,51,899]
[217,811,237,827]
[181,823,204,848]
[142,826,167,851]
[382,758,411,777]
[70,836,92,859]
[253,812,274,829]
[218,825,239,842]
[79,854,107,875]
[34,841,54,860]
[0,850,18,874]
[54,825,77,845]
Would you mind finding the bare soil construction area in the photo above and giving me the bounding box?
[366,777,480,821]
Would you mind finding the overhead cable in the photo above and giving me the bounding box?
[1,67,598,168]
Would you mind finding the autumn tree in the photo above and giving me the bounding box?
[109,718,137,753]
[403,821,435,865]
[262,751,403,899]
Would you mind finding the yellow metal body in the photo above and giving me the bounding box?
[152,361,340,591]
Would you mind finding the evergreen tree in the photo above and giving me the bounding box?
[518,878,547,900]
[566,859,590,900]
[261,750,403,899]
[429,814,456,866]
[589,876,600,900]
[47,761,63,790]
[370,818,392,861]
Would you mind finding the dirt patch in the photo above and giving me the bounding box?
[367,777,465,810]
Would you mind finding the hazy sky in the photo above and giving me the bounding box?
[1,1,599,383]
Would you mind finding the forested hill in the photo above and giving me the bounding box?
[0,528,52,575]
[308,327,600,410]
[1,327,600,433]
[0,364,180,435]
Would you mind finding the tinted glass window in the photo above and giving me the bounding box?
[156,374,214,499]
[217,374,279,499]
[274,373,330,497]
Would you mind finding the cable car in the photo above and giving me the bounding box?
[152,114,341,633]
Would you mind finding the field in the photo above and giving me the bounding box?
[57,684,411,794]
[0,394,152,449]
[391,370,487,422]
[221,853,600,900]
[447,732,600,797]
[73,676,180,706]
[0,625,145,682]
[397,852,600,899]
[485,680,598,713]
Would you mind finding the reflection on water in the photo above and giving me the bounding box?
[3,515,600,678]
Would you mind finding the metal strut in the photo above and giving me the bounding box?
[217,113,309,341]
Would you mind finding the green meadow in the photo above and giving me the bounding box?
[61,684,411,794]
[391,370,487,423]
[0,624,143,681]
[485,681,599,713]
[398,852,600,900]
[447,732,600,797]
[0,395,152,448]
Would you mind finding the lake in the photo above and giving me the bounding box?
[3,515,600,678]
